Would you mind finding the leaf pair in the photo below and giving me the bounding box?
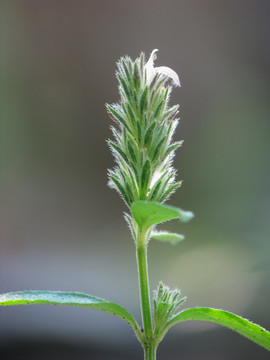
[1,291,269,350]
[131,200,194,244]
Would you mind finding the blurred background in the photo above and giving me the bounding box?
[0,1,270,359]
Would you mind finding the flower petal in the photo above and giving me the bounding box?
[155,66,181,87]
[147,49,159,67]
[145,49,181,87]
[145,49,159,85]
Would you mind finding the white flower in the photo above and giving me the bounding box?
[145,49,181,87]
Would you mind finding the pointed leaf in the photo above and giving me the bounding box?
[131,201,194,231]
[151,231,185,245]
[0,291,143,342]
[144,122,156,146]
[159,307,270,350]
[140,86,148,113]
[161,181,182,202]
[109,175,131,206]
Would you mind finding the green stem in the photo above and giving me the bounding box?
[136,230,153,340]
[144,342,157,360]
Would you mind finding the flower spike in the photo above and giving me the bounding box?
[107,49,182,209]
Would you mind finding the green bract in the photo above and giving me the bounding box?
[153,282,186,335]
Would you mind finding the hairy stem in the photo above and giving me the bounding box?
[136,231,153,340]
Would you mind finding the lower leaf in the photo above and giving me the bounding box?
[0,290,143,342]
[158,307,270,350]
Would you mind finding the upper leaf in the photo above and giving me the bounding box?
[151,231,185,245]
[0,290,143,343]
[157,307,270,351]
[131,200,194,231]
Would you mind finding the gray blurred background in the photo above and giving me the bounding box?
[0,1,270,359]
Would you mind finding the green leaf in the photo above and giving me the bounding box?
[140,87,148,114]
[163,141,183,160]
[106,104,132,134]
[151,231,185,245]
[158,307,270,351]
[109,175,131,206]
[0,291,143,342]
[131,201,194,231]
[161,181,182,202]
[144,122,156,146]
[141,160,151,194]
[108,141,129,164]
